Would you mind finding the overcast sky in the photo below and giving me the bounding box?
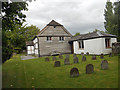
[22,0,117,35]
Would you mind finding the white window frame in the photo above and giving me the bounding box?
[78,40,84,49]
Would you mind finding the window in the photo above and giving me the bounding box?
[78,40,84,49]
[105,38,110,48]
[47,36,52,41]
[53,26,56,28]
[59,37,64,41]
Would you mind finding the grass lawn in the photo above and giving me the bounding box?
[2,54,118,88]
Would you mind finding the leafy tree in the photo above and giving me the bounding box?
[74,32,80,36]
[93,29,105,33]
[113,1,120,41]
[104,0,120,41]
[104,0,114,34]
[2,2,28,31]
[24,25,40,41]
[2,2,28,63]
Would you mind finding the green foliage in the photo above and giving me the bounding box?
[2,2,28,31]
[2,54,118,88]
[2,2,28,63]
[92,29,105,33]
[104,1,120,41]
[24,25,40,41]
[74,32,80,36]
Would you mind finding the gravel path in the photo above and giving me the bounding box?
[21,55,37,60]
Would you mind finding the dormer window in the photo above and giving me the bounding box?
[59,37,64,41]
[47,36,52,41]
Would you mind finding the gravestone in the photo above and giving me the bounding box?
[45,57,49,61]
[73,56,79,63]
[66,54,69,58]
[101,60,108,70]
[86,64,94,74]
[54,61,60,67]
[82,55,86,61]
[109,53,112,57]
[100,53,104,59]
[59,54,63,59]
[86,52,89,55]
[53,56,57,61]
[70,67,79,77]
[81,52,84,55]
[92,55,96,60]
[64,58,70,65]
[73,54,77,57]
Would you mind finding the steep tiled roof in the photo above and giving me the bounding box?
[70,31,117,41]
[37,20,72,37]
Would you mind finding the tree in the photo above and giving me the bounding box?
[92,29,105,33]
[74,32,80,36]
[2,2,28,31]
[104,0,120,41]
[24,25,40,41]
[104,0,114,34]
[113,1,120,41]
[2,2,28,63]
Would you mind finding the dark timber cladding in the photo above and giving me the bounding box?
[37,20,72,56]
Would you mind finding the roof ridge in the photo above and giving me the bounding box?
[47,20,62,26]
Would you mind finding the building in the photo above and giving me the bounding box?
[26,20,72,56]
[26,20,117,56]
[69,31,117,55]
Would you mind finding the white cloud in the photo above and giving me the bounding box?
[23,0,116,35]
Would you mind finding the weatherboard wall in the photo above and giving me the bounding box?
[38,36,71,56]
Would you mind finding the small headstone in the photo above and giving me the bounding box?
[54,61,60,67]
[45,57,49,61]
[82,56,86,61]
[59,54,63,59]
[101,60,108,70]
[64,58,70,65]
[92,55,96,60]
[53,56,57,60]
[81,52,84,55]
[73,54,77,57]
[100,53,104,59]
[70,67,79,77]
[66,54,69,58]
[73,56,79,63]
[109,53,112,57]
[86,64,94,74]
[86,52,89,55]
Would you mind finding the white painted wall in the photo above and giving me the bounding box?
[27,46,35,55]
[73,38,117,55]
[102,38,117,54]
[33,37,39,55]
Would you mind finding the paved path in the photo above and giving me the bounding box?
[21,55,37,60]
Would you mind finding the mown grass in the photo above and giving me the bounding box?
[2,54,118,88]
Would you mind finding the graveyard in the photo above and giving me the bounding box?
[2,54,118,88]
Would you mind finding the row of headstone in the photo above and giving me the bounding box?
[45,54,63,62]
[45,53,112,62]
[70,60,108,77]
